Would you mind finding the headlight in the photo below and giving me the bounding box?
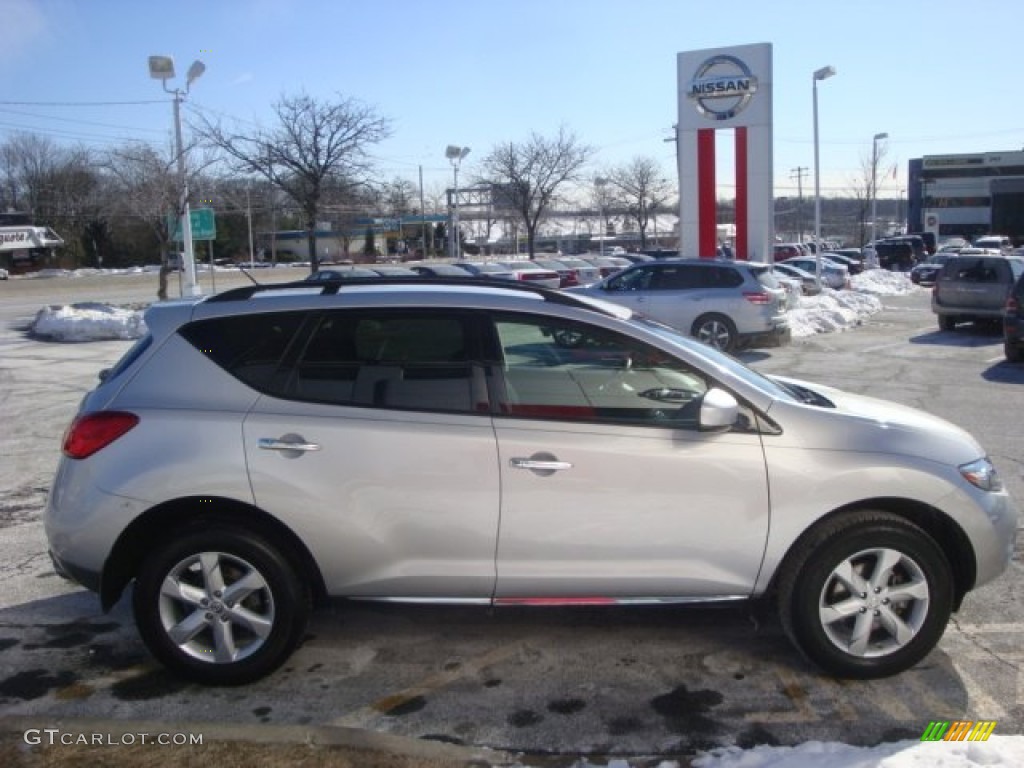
[960,458,1004,492]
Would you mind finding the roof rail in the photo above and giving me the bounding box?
[203,275,612,314]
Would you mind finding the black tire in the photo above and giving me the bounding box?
[133,526,311,685]
[938,314,957,332]
[776,511,953,679]
[692,313,737,353]
[1005,339,1023,363]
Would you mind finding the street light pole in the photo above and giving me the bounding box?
[149,55,205,297]
[445,145,470,260]
[595,177,608,258]
[812,65,836,287]
[870,132,889,246]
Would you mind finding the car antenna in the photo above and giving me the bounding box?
[237,266,260,286]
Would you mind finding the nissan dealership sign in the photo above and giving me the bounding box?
[687,54,759,121]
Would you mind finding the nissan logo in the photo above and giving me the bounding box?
[687,55,758,121]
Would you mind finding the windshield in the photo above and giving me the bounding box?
[633,316,796,401]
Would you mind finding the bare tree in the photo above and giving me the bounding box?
[196,93,392,273]
[103,143,181,299]
[480,127,594,258]
[848,141,891,246]
[603,156,675,249]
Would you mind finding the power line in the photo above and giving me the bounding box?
[0,100,166,107]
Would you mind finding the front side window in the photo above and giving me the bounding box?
[285,311,482,413]
[493,314,709,427]
[605,266,654,291]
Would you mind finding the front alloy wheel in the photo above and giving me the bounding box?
[133,527,310,685]
[778,511,953,679]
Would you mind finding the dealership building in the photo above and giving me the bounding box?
[908,150,1024,243]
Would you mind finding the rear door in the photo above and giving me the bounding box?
[243,309,501,599]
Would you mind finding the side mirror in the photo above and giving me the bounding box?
[699,387,739,432]
[98,368,111,382]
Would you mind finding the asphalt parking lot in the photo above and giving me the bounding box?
[0,271,1021,766]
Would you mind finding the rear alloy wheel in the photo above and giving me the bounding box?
[778,511,953,679]
[692,314,737,353]
[133,527,310,685]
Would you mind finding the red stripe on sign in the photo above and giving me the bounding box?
[698,129,717,258]
[735,127,748,260]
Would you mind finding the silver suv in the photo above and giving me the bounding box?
[566,258,790,353]
[932,253,1024,330]
[45,278,1017,684]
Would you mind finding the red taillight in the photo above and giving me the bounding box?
[1007,296,1019,312]
[743,291,772,305]
[63,411,140,459]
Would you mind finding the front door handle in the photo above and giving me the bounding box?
[509,452,572,477]
[258,436,321,452]
[510,458,573,471]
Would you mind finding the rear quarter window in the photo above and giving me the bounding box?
[179,311,306,392]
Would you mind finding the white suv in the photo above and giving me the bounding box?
[568,258,790,352]
[46,277,1017,684]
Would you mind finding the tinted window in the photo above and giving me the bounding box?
[285,311,482,413]
[605,266,654,291]
[181,311,306,391]
[493,314,709,427]
[650,265,702,290]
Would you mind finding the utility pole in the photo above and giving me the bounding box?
[790,167,808,243]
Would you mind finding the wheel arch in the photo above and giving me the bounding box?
[768,497,977,611]
[100,496,327,611]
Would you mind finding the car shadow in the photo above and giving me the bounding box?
[910,323,1002,347]
[983,360,1024,384]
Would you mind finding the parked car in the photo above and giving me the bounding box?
[773,262,823,295]
[582,255,633,278]
[408,263,474,278]
[0,267,8,280]
[873,240,916,271]
[773,243,806,262]
[533,258,581,288]
[303,267,380,282]
[779,256,850,290]
[932,253,1024,331]
[568,258,790,352]
[456,261,519,281]
[910,253,954,286]
[973,235,1013,254]
[368,265,420,277]
[1004,270,1024,362]
[45,277,1018,684]
[492,260,561,289]
[547,256,602,286]
[819,251,864,275]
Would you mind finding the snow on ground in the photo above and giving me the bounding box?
[26,267,921,343]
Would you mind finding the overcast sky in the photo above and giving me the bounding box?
[2,0,1021,200]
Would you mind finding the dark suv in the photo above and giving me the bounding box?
[1005,270,1024,362]
[932,253,1024,331]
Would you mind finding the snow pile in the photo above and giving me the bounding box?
[30,302,147,342]
[690,735,1024,767]
[850,269,918,296]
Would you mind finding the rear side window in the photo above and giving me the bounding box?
[180,311,306,391]
[284,311,483,413]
